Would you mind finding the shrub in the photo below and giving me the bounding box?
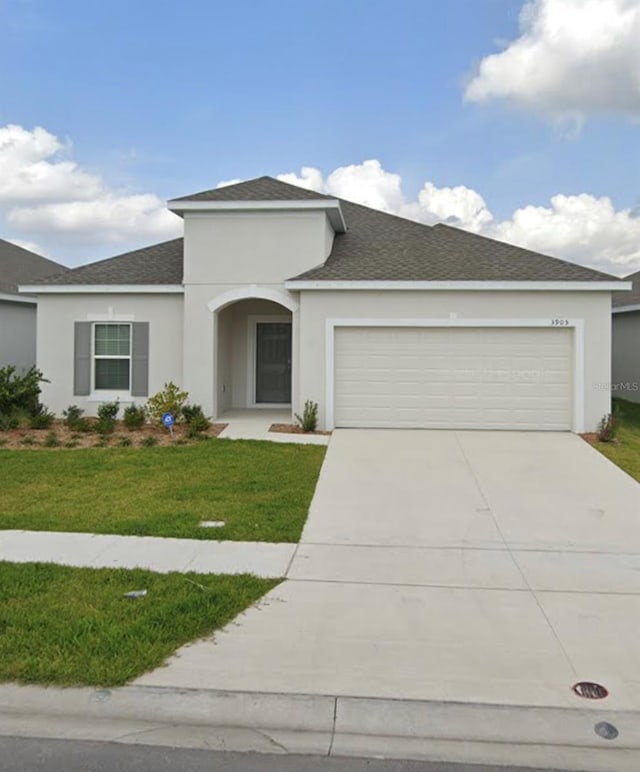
[117,435,132,447]
[64,440,79,448]
[183,403,211,433]
[295,400,319,433]
[43,431,59,448]
[123,403,146,431]
[145,382,188,425]
[0,413,19,431]
[29,404,55,430]
[141,435,157,447]
[20,434,36,446]
[597,405,622,443]
[63,405,91,432]
[96,400,119,435]
[0,365,48,418]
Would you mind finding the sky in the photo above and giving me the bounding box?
[0,0,639,275]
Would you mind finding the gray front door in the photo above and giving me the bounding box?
[255,322,292,403]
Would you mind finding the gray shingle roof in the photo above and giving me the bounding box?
[172,175,333,202]
[33,177,623,287]
[290,200,618,282]
[613,269,640,307]
[0,239,68,294]
[33,239,184,286]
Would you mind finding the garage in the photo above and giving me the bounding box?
[334,326,573,431]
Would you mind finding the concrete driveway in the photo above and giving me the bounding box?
[138,430,640,713]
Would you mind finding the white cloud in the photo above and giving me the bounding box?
[464,0,640,126]
[491,193,640,272]
[8,194,180,244]
[2,124,638,275]
[0,124,103,202]
[0,125,181,260]
[278,161,640,274]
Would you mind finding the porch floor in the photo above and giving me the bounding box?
[217,409,329,445]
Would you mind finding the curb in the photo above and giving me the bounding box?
[1,684,639,769]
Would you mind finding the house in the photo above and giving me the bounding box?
[0,239,67,372]
[20,176,629,432]
[612,269,640,404]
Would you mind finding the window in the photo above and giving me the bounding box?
[93,323,131,390]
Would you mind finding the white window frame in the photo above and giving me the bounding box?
[91,321,133,400]
[246,315,293,408]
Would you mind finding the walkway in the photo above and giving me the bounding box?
[0,530,294,578]
[218,409,329,444]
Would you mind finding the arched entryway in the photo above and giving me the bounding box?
[208,287,298,420]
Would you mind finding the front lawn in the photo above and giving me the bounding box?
[0,440,325,542]
[591,398,640,482]
[0,562,279,687]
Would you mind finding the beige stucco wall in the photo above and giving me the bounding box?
[612,311,640,403]
[183,211,333,285]
[181,209,333,416]
[297,289,613,432]
[36,294,183,416]
[0,299,37,372]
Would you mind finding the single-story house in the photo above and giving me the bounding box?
[21,176,630,432]
[0,238,67,372]
[612,269,640,404]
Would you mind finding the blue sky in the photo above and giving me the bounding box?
[1,0,639,272]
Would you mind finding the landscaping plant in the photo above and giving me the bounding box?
[145,382,188,424]
[63,405,91,432]
[96,401,119,435]
[295,400,319,432]
[43,432,59,448]
[123,403,146,430]
[597,404,622,443]
[183,403,211,434]
[0,365,48,424]
[29,405,55,430]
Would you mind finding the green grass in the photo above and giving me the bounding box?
[0,440,325,542]
[593,398,640,482]
[0,561,279,687]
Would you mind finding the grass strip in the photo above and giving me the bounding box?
[0,561,279,687]
[592,398,640,482]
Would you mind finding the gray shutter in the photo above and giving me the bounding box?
[73,322,91,396]
[131,322,149,397]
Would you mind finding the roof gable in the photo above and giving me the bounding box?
[172,176,333,203]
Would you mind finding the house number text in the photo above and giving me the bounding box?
[550,319,570,326]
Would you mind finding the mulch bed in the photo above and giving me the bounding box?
[580,432,618,446]
[0,420,228,450]
[269,423,331,436]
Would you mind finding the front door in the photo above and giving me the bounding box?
[255,322,292,403]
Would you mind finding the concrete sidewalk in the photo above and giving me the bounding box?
[0,530,295,578]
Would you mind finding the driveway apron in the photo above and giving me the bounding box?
[137,430,640,712]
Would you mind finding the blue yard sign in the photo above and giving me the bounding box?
[161,412,175,429]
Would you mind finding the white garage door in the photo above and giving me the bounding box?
[334,327,573,430]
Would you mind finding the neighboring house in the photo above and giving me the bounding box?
[612,269,640,404]
[0,239,67,372]
[21,176,629,432]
